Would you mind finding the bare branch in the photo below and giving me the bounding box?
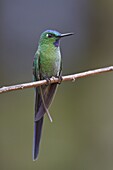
[0,66,113,94]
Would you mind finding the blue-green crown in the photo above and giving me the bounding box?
[43,30,61,37]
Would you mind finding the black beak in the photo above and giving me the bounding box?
[58,32,74,38]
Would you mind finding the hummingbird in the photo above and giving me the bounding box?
[32,30,73,160]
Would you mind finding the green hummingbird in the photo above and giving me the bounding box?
[32,30,73,160]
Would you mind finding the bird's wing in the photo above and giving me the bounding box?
[33,51,44,160]
[33,50,43,117]
[33,50,40,81]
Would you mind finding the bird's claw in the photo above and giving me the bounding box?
[56,75,63,84]
[45,77,51,86]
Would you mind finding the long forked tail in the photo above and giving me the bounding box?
[33,84,58,160]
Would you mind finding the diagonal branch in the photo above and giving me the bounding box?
[0,66,113,94]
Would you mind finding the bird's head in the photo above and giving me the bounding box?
[39,30,73,48]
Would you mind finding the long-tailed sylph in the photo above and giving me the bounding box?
[32,30,73,160]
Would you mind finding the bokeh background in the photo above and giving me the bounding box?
[1,0,113,170]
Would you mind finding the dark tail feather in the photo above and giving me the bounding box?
[33,117,44,161]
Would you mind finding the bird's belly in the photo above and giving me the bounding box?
[41,53,61,78]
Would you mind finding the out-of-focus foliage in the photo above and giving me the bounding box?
[1,0,113,170]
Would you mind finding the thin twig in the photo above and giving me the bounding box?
[0,66,113,94]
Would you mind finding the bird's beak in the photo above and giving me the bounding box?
[59,32,74,38]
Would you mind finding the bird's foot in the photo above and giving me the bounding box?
[45,76,63,85]
[56,75,63,84]
[45,77,51,86]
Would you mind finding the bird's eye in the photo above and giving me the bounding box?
[46,33,53,38]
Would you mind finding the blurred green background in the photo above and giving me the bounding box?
[1,0,113,170]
